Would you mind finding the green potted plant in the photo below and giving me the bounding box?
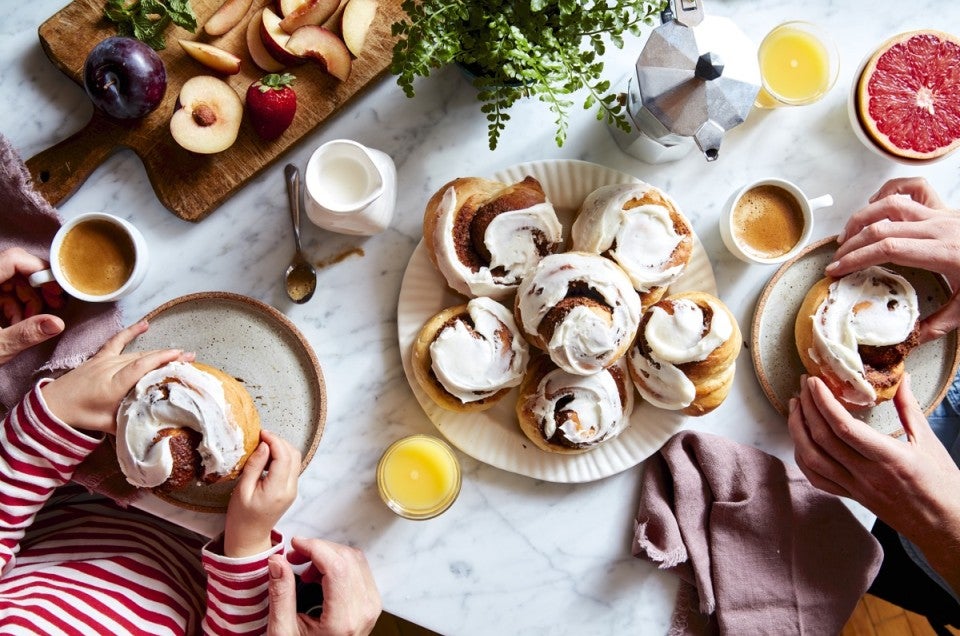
[390,0,667,150]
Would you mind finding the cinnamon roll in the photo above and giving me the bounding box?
[423,175,564,300]
[116,361,261,491]
[413,296,529,412]
[795,266,920,410]
[571,182,693,309]
[516,354,634,454]
[514,251,641,375]
[627,292,742,416]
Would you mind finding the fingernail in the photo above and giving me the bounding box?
[836,229,846,243]
[40,318,62,335]
[825,261,838,272]
[788,397,798,413]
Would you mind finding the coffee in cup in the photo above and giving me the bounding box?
[732,184,806,260]
[719,178,833,265]
[28,212,148,302]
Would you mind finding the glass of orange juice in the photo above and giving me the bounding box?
[377,435,461,520]
[755,21,839,108]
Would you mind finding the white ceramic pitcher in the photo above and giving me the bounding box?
[303,139,397,236]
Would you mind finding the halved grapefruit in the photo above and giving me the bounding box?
[856,30,960,161]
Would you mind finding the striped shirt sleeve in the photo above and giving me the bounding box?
[200,530,284,635]
[0,380,103,573]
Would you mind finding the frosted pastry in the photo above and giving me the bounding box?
[116,361,261,491]
[422,176,564,300]
[795,266,920,410]
[571,182,693,309]
[627,292,742,416]
[514,251,641,375]
[413,296,529,412]
[516,354,634,454]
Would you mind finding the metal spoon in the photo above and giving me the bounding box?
[284,164,317,304]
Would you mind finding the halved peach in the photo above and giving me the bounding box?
[170,76,243,154]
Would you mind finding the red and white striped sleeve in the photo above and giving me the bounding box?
[0,380,102,573]
[200,531,284,635]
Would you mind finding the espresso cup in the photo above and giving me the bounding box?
[719,178,833,265]
[28,212,149,302]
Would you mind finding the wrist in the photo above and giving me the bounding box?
[223,527,273,558]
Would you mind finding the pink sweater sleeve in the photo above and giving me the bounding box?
[0,381,103,572]
[200,530,284,635]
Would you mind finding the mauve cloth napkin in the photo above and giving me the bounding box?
[0,132,138,503]
[633,430,883,635]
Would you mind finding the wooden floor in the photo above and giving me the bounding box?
[370,594,958,636]
[841,595,958,636]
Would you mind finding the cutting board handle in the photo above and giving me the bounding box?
[25,115,121,207]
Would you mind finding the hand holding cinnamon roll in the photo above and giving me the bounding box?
[627,292,741,416]
[413,296,529,412]
[116,361,262,491]
[795,266,920,410]
[514,252,641,376]
[571,182,693,309]
[423,176,564,300]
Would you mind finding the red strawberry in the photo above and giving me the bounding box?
[246,73,297,141]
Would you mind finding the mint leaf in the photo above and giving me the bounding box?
[103,0,197,51]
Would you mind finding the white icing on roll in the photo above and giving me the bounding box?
[433,183,563,299]
[571,183,688,293]
[532,359,634,447]
[517,252,641,375]
[628,298,733,410]
[429,297,529,403]
[810,266,919,407]
[116,362,246,488]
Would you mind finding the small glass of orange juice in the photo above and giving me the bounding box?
[376,435,461,520]
[755,21,839,108]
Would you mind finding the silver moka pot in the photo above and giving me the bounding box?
[610,0,760,163]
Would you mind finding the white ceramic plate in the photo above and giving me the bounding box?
[398,160,717,482]
[752,237,960,437]
[125,292,326,511]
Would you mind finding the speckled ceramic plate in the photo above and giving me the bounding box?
[398,160,717,482]
[124,292,325,512]
[752,237,960,436]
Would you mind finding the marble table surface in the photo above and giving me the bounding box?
[4,1,960,633]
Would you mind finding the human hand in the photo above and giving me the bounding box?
[788,373,960,591]
[0,247,65,364]
[827,177,960,343]
[267,537,381,636]
[40,320,192,434]
[224,430,301,558]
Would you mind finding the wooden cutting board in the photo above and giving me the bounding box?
[27,0,403,222]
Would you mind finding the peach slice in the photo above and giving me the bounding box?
[246,10,285,71]
[178,40,243,75]
[341,0,376,56]
[279,0,340,34]
[321,0,350,34]
[204,0,254,36]
[286,25,352,81]
[170,76,244,154]
[260,7,305,66]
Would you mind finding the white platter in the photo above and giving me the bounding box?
[397,160,717,482]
